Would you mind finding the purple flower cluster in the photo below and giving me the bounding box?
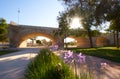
[101,62,108,69]
[63,50,86,64]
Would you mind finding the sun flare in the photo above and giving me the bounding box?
[70,17,82,29]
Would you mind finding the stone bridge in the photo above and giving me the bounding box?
[8,24,91,48]
[8,24,60,48]
[8,24,118,48]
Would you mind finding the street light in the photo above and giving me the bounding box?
[18,8,20,24]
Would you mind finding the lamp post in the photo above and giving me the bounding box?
[18,8,20,25]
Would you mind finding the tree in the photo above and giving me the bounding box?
[94,0,120,48]
[96,0,120,48]
[91,30,101,37]
[109,20,120,48]
[60,0,120,48]
[54,11,70,49]
[59,0,101,48]
[36,40,42,45]
[108,5,120,48]
[0,18,8,43]
[69,28,87,37]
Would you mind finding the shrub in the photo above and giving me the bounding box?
[25,48,75,79]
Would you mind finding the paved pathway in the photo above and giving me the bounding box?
[56,51,120,79]
[0,48,120,79]
[78,55,120,79]
[0,48,40,79]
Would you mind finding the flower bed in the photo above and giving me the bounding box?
[25,48,75,79]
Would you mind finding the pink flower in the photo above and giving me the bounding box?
[77,53,86,63]
[101,62,108,68]
[63,51,86,64]
[67,50,73,58]
[63,50,73,63]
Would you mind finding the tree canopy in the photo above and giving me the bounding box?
[0,18,8,42]
[59,0,120,48]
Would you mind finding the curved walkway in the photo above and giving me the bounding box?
[0,48,40,79]
[0,48,120,79]
[56,51,120,79]
[80,55,120,79]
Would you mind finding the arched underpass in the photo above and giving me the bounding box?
[19,33,56,48]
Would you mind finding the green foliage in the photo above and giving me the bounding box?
[68,41,76,46]
[25,48,75,79]
[59,0,120,48]
[91,30,101,37]
[68,47,120,63]
[0,18,8,42]
[69,28,87,37]
[0,49,19,56]
[108,3,120,31]
[36,40,42,45]
[59,0,100,48]
[53,11,70,48]
[55,11,70,38]
[69,29,101,37]
[0,18,8,28]
[0,27,7,35]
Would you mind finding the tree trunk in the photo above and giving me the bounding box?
[56,35,64,50]
[116,30,119,48]
[65,42,68,49]
[113,31,116,46]
[87,29,93,48]
[65,32,68,49]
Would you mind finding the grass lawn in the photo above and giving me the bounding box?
[68,47,120,63]
[0,49,19,56]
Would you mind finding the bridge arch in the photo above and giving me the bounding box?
[19,32,56,47]
[65,36,90,48]
[8,24,58,48]
[9,24,106,48]
[20,32,55,42]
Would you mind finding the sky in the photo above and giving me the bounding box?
[0,0,64,28]
[0,0,109,42]
[0,0,79,42]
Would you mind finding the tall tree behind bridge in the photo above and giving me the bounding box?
[94,0,120,48]
[59,0,102,48]
[54,11,70,49]
[59,0,120,48]
[0,18,8,44]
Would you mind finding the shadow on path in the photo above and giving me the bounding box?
[76,56,120,79]
[0,48,40,79]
